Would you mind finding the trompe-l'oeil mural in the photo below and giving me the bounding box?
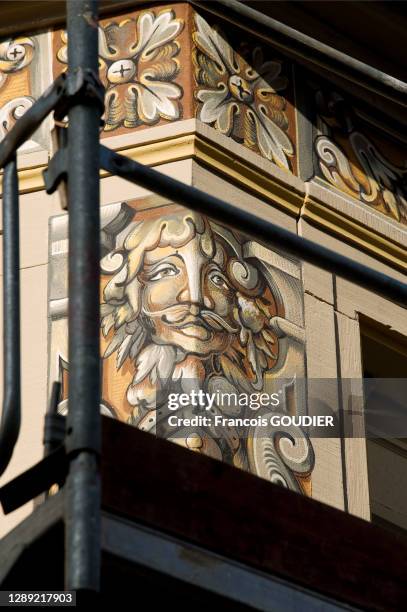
[56,9,185,131]
[314,90,407,224]
[1,4,405,233]
[0,37,35,140]
[53,6,297,171]
[49,198,314,494]
[193,13,294,171]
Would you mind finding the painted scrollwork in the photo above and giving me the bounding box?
[0,38,35,88]
[57,9,184,131]
[315,91,407,224]
[0,37,35,140]
[0,97,35,140]
[248,418,314,489]
[193,13,294,170]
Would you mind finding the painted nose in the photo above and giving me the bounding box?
[178,280,205,317]
[178,281,214,313]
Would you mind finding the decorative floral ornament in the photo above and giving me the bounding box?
[316,91,407,224]
[56,31,67,65]
[0,37,35,89]
[0,97,35,141]
[316,134,407,224]
[193,14,294,170]
[57,10,183,131]
[0,38,35,142]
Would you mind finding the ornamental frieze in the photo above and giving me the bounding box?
[55,8,186,132]
[0,37,36,147]
[314,89,407,225]
[0,32,51,152]
[52,4,297,173]
[192,13,296,172]
[0,3,399,231]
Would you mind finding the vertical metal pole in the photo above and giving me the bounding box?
[65,0,101,593]
[0,156,21,477]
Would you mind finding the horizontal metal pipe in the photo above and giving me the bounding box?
[100,146,407,306]
[0,156,21,477]
[190,0,407,108]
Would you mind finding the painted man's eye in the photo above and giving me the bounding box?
[209,271,230,290]
[149,265,178,281]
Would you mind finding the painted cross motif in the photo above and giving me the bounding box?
[0,37,36,142]
[113,64,132,79]
[193,13,295,171]
[56,9,184,131]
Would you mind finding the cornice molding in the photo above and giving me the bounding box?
[0,127,405,275]
[191,135,303,217]
[302,197,407,273]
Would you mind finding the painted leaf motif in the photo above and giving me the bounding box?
[134,80,181,123]
[197,85,229,123]
[135,10,182,59]
[0,97,35,140]
[133,344,177,386]
[254,108,293,169]
[194,14,237,74]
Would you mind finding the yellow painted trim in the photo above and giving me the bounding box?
[115,133,196,167]
[302,197,407,273]
[107,133,303,216]
[192,135,302,216]
[1,132,303,217]
[0,134,196,196]
[1,131,405,274]
[0,164,47,195]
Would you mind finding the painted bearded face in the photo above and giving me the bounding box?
[97,208,313,494]
[139,234,238,355]
[101,211,280,394]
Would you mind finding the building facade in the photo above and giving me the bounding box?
[0,0,406,542]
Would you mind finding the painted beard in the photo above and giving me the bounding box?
[125,343,248,469]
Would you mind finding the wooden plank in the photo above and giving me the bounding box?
[101,416,407,612]
[101,513,348,611]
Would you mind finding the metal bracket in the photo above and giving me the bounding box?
[44,382,65,456]
[43,148,67,198]
[54,67,105,121]
[0,445,67,515]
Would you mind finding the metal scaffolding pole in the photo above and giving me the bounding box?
[0,156,21,478]
[65,0,102,594]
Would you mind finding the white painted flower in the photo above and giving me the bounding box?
[100,10,183,129]
[57,10,183,131]
[193,14,294,170]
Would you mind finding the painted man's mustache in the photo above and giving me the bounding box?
[141,304,239,333]
[201,311,239,333]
